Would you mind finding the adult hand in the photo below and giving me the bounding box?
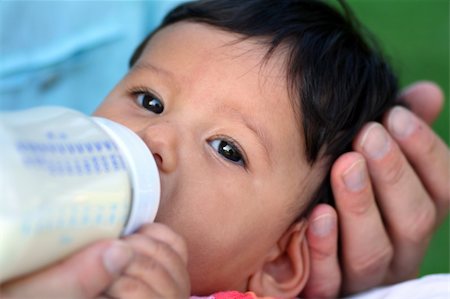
[302,81,449,298]
[0,240,133,299]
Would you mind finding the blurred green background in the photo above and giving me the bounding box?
[346,0,449,276]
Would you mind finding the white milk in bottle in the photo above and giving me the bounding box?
[0,106,160,282]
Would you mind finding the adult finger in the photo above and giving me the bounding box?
[302,204,340,299]
[399,81,444,124]
[354,122,436,282]
[330,152,393,294]
[386,106,450,223]
[2,240,133,299]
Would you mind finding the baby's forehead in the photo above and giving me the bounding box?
[142,23,292,105]
[146,23,285,74]
[140,22,304,147]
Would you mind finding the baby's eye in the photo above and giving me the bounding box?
[209,139,245,166]
[136,92,164,114]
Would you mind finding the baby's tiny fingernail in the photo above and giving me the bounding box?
[102,241,133,276]
[310,214,335,237]
[388,106,416,139]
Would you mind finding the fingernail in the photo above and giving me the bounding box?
[342,159,367,192]
[388,106,416,139]
[102,241,133,275]
[360,123,390,160]
[310,214,334,237]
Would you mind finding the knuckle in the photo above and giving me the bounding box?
[137,224,188,262]
[349,245,393,277]
[347,195,372,216]
[153,240,172,258]
[381,152,406,186]
[310,246,334,262]
[420,129,439,157]
[136,254,161,273]
[160,230,188,260]
[402,204,436,244]
[121,278,141,294]
[113,277,147,296]
[158,234,188,265]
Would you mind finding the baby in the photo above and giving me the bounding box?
[91,0,399,297]
[0,0,407,298]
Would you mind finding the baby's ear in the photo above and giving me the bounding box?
[248,220,309,298]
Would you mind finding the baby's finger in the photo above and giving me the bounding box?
[124,254,189,298]
[386,106,450,223]
[136,222,189,264]
[330,152,392,294]
[124,233,190,293]
[105,275,160,299]
[302,204,340,299]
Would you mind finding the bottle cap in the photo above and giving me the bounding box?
[92,117,160,236]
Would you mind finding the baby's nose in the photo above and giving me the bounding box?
[137,123,178,174]
[153,153,163,169]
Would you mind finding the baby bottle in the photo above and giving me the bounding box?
[0,106,160,282]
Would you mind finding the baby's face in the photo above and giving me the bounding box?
[95,22,319,293]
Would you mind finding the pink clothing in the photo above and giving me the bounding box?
[190,274,450,299]
[191,291,280,299]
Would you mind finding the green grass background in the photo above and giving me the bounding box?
[346,0,449,276]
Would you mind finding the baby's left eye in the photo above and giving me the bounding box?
[209,139,245,166]
[136,92,164,114]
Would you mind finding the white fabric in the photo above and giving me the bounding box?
[347,274,450,299]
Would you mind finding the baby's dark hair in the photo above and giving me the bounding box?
[130,0,399,217]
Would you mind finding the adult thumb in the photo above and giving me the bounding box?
[2,240,133,299]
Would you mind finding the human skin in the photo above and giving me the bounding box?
[302,82,449,298]
[1,25,448,299]
[95,22,317,295]
[104,223,191,298]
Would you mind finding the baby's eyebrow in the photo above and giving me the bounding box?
[215,105,272,166]
[133,61,173,76]
[133,61,177,82]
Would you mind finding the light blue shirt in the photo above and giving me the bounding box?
[0,1,182,114]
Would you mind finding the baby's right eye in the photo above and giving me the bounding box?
[136,92,164,114]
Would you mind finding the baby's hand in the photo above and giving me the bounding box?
[103,223,190,299]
